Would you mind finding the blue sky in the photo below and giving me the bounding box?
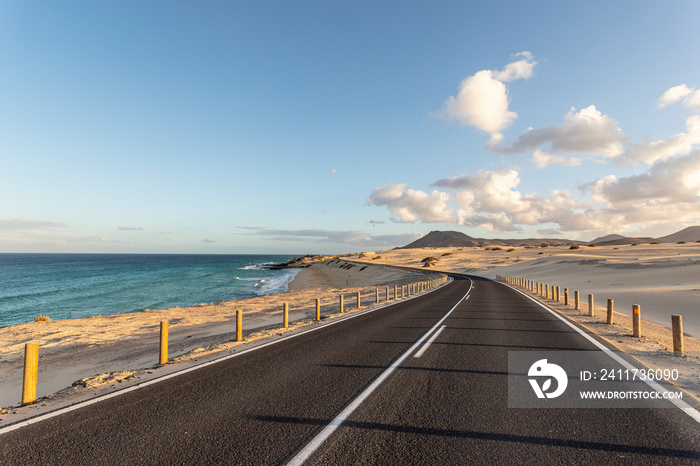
[2,1,700,254]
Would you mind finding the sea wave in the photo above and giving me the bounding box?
[252,270,300,295]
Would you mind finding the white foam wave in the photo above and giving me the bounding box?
[240,262,278,271]
[253,270,299,295]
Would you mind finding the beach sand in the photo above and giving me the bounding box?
[0,259,436,415]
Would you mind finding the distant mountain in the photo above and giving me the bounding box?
[396,226,700,250]
[398,230,584,249]
[589,233,626,244]
[400,231,481,248]
[658,226,700,243]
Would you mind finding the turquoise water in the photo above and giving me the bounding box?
[0,254,299,328]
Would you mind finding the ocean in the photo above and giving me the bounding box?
[0,253,300,328]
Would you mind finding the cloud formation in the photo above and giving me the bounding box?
[366,170,602,233]
[368,157,700,235]
[612,115,700,165]
[493,105,627,157]
[657,84,700,110]
[118,226,143,231]
[531,150,581,169]
[434,52,537,144]
[588,150,700,219]
[254,228,422,248]
[367,183,453,223]
[379,61,700,236]
[0,218,71,231]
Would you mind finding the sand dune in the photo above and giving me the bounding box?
[355,242,700,338]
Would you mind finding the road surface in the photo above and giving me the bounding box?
[1,276,698,464]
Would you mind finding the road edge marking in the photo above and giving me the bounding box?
[502,281,700,424]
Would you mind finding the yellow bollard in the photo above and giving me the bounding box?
[607,299,614,325]
[376,288,379,304]
[22,343,39,405]
[236,310,243,341]
[385,287,389,302]
[340,295,344,313]
[357,292,361,309]
[574,291,580,310]
[283,303,289,328]
[588,294,595,317]
[632,304,641,338]
[159,321,169,365]
[672,315,684,356]
[316,298,321,321]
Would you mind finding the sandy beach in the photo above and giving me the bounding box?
[0,259,437,414]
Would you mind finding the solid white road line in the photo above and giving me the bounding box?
[413,325,446,359]
[287,279,472,466]
[504,282,700,424]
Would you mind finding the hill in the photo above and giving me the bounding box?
[657,226,700,243]
[399,231,481,248]
[589,233,626,244]
[398,230,584,249]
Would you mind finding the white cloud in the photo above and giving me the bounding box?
[367,169,602,234]
[657,84,700,110]
[613,115,700,165]
[118,226,143,231]
[433,52,536,144]
[531,149,581,169]
[255,228,422,247]
[493,105,627,157]
[0,218,71,231]
[366,183,454,223]
[372,65,700,237]
[588,150,700,205]
[434,170,526,214]
[492,51,537,82]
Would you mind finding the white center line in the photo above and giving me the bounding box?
[287,278,472,465]
[413,325,446,358]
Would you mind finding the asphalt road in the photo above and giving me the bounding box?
[1,276,698,464]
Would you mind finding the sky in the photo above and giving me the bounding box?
[1,1,700,254]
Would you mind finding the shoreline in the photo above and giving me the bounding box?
[0,259,433,412]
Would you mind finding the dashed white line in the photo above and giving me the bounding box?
[287,278,472,465]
